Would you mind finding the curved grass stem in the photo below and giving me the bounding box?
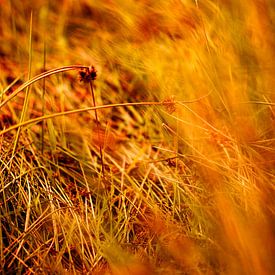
[0,65,89,110]
[0,101,162,136]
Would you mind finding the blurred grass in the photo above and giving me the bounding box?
[0,0,275,274]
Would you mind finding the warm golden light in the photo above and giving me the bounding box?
[0,0,274,273]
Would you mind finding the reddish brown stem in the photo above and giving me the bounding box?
[89,80,105,177]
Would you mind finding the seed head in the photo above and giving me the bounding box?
[79,66,97,83]
[162,95,176,114]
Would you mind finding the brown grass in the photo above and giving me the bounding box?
[0,0,274,274]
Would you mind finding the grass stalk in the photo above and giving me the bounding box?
[41,39,46,154]
[0,101,163,136]
[89,79,105,177]
[0,65,90,110]
[11,12,33,159]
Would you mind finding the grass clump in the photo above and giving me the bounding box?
[1,0,275,274]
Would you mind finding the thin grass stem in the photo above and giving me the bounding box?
[0,101,162,136]
[89,80,105,176]
[0,65,89,110]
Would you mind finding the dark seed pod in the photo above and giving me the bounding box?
[79,66,97,83]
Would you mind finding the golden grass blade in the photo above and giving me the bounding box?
[0,65,89,110]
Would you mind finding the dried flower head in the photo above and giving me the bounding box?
[162,95,176,114]
[79,66,97,83]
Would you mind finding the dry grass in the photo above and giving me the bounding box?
[0,0,275,274]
